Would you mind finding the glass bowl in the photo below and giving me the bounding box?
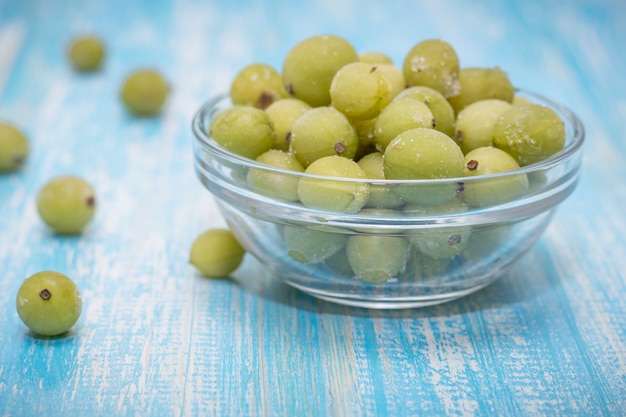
[191,90,584,309]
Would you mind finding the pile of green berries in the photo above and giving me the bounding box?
[205,34,567,283]
[211,35,565,212]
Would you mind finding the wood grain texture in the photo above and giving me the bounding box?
[1,0,625,416]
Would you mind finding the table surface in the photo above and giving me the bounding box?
[1,0,625,416]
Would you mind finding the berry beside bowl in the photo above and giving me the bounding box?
[191,90,583,309]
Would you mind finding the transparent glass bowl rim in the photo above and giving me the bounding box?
[192,89,585,186]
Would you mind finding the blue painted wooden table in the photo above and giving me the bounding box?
[1,0,625,415]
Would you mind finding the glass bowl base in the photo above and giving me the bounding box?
[284,278,495,309]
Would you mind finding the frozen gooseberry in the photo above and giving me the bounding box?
[36,175,96,235]
[447,67,515,114]
[454,99,513,154]
[282,34,359,107]
[67,35,105,72]
[375,64,406,97]
[402,39,460,98]
[461,224,511,262]
[359,51,394,65]
[394,85,456,137]
[189,229,245,278]
[383,128,465,205]
[406,248,452,282]
[264,98,311,151]
[374,98,435,151]
[229,63,289,109]
[120,69,170,116]
[357,152,404,208]
[412,226,472,259]
[492,103,566,166]
[346,235,410,283]
[290,106,358,167]
[209,105,275,160]
[404,199,472,259]
[247,149,304,202]
[462,146,529,207]
[351,116,379,158]
[383,128,464,179]
[330,62,398,120]
[283,226,347,264]
[16,271,82,337]
[512,95,533,106]
[0,121,29,172]
[297,155,370,213]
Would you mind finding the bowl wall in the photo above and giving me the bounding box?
[217,198,555,308]
[192,90,584,308]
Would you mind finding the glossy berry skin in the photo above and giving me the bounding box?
[358,52,394,65]
[283,226,347,264]
[209,105,275,160]
[290,106,359,167]
[36,175,96,235]
[0,122,29,173]
[346,235,410,283]
[264,98,311,151]
[394,86,456,137]
[282,34,359,107]
[462,146,529,207]
[454,99,512,154]
[493,103,566,166]
[247,150,304,202]
[120,69,170,116]
[189,229,246,278]
[230,63,289,109]
[402,39,460,98]
[357,152,405,209]
[383,128,465,206]
[297,155,370,213]
[16,271,82,337]
[448,67,515,114]
[67,35,105,72]
[330,62,397,121]
[374,98,435,151]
